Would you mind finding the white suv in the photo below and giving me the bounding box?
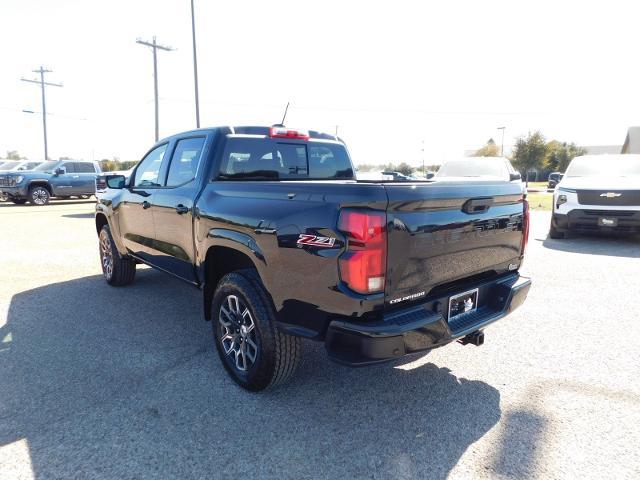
[550,154,640,238]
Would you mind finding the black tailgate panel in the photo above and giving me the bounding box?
[384,182,525,305]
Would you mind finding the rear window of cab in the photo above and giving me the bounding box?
[217,138,354,180]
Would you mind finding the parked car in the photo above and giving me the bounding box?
[0,161,19,171]
[95,125,531,391]
[436,157,522,187]
[0,159,101,205]
[550,154,640,238]
[381,171,421,181]
[547,172,563,189]
[0,161,44,201]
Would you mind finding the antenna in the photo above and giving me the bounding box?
[280,101,290,126]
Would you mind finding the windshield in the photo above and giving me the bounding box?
[437,159,507,178]
[0,161,20,170]
[33,161,59,173]
[566,156,640,177]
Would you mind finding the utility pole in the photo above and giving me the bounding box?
[190,0,201,128]
[21,67,62,160]
[136,36,174,141]
[421,140,425,177]
[498,126,506,157]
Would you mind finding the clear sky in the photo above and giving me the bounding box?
[1,0,639,166]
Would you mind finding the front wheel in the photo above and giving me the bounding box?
[99,225,136,286]
[549,222,565,239]
[29,185,50,205]
[212,270,300,391]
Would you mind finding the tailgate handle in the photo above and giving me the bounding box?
[462,197,493,214]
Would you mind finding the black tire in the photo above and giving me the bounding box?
[28,185,50,205]
[549,222,565,239]
[212,270,300,391]
[79,195,91,199]
[99,225,136,286]
[11,199,27,205]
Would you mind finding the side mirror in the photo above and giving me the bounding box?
[54,167,65,176]
[509,172,522,181]
[426,172,435,179]
[105,174,126,189]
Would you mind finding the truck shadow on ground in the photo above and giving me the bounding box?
[0,269,538,479]
[542,233,640,258]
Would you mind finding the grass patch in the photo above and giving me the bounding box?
[527,192,552,211]
[526,181,548,189]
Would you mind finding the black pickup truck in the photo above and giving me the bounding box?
[95,126,531,391]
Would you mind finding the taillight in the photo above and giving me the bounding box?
[338,209,387,294]
[521,198,530,255]
[269,126,309,140]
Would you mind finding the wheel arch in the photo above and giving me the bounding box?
[27,181,52,195]
[95,212,109,235]
[203,245,264,321]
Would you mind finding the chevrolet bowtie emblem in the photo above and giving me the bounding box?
[600,192,622,198]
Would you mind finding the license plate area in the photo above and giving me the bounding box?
[448,288,479,322]
[598,217,618,227]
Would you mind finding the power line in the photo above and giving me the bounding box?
[136,36,174,142]
[20,66,63,160]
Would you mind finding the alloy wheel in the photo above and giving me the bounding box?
[218,294,259,372]
[99,230,114,280]
[32,188,49,205]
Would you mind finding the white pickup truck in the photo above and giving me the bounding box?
[550,154,640,238]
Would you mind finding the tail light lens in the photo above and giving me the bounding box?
[338,209,387,294]
[521,198,530,255]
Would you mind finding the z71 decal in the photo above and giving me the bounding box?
[297,234,336,248]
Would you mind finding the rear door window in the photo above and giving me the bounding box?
[218,138,353,180]
[165,137,206,186]
[74,162,96,173]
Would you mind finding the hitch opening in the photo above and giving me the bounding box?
[457,330,484,347]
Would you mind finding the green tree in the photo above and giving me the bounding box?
[545,141,586,172]
[6,150,26,160]
[512,131,547,186]
[395,162,414,176]
[474,138,500,157]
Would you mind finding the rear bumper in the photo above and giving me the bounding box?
[553,210,640,234]
[325,273,531,366]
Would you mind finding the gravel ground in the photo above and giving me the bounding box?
[0,200,638,480]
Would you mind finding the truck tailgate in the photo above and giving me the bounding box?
[383,181,525,305]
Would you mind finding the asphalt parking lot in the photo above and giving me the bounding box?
[1,200,639,480]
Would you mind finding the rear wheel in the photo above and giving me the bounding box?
[29,185,50,205]
[212,270,300,391]
[99,225,136,286]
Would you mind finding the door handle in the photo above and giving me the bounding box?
[142,201,151,209]
[175,204,189,214]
